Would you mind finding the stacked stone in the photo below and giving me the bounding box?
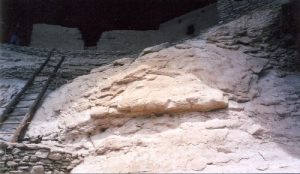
[217,0,274,23]
[0,43,132,58]
[0,49,47,80]
[0,44,50,57]
[208,2,299,72]
[0,43,135,91]
[47,47,132,90]
[207,31,298,71]
[0,142,82,174]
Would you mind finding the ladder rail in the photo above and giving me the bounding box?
[0,49,54,123]
[11,56,65,142]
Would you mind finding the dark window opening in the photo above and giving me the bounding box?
[186,24,195,35]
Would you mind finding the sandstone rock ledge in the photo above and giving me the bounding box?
[90,65,228,118]
[57,64,228,138]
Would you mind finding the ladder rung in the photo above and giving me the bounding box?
[0,122,21,124]
[0,132,14,134]
[10,114,26,117]
[15,106,30,109]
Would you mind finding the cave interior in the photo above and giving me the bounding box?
[0,0,216,46]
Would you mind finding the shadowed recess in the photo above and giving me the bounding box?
[0,0,216,46]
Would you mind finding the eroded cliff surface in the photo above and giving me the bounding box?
[21,1,300,173]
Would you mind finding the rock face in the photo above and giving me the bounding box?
[139,42,170,56]
[23,1,300,173]
[55,59,228,139]
[90,65,228,117]
[208,2,299,71]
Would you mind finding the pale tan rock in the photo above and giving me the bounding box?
[35,150,49,159]
[48,152,62,161]
[95,137,132,155]
[256,163,269,171]
[30,166,44,174]
[139,42,170,56]
[248,124,264,136]
[189,157,207,171]
[115,66,228,114]
[6,161,18,167]
[205,119,227,129]
[58,64,228,134]
[228,101,245,111]
[213,154,231,164]
[52,170,64,174]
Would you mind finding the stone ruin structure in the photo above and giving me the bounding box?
[0,0,300,173]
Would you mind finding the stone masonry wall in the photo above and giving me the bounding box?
[30,24,84,51]
[0,142,82,174]
[97,3,218,54]
[217,0,274,23]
